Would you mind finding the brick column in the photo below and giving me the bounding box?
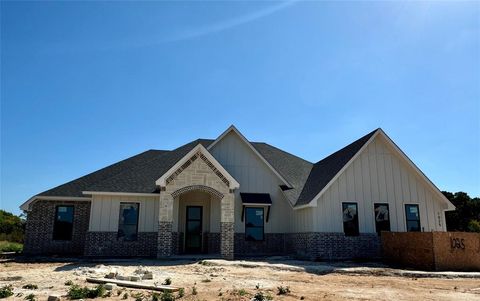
[220,192,235,259]
[157,191,174,258]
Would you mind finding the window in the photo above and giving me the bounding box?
[374,203,391,235]
[118,203,139,241]
[53,205,74,240]
[245,207,264,241]
[342,202,359,236]
[405,204,421,232]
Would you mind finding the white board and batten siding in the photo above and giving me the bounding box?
[310,134,448,234]
[89,195,159,232]
[209,131,293,233]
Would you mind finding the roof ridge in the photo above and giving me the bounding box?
[314,128,379,165]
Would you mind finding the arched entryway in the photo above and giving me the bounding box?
[172,185,223,255]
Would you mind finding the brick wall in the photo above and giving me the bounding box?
[286,232,381,260]
[23,200,91,255]
[206,232,220,254]
[234,233,287,256]
[84,232,157,257]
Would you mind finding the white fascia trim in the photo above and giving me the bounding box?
[378,130,455,211]
[155,143,240,190]
[82,191,160,197]
[299,129,381,209]
[292,202,317,210]
[207,125,292,187]
[20,195,91,211]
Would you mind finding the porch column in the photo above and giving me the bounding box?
[220,191,235,259]
[157,190,174,258]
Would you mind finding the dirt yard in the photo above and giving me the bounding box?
[1,258,479,301]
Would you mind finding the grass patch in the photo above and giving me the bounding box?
[24,293,36,301]
[162,278,172,285]
[67,284,106,299]
[277,286,290,295]
[253,292,273,301]
[0,285,14,299]
[22,284,38,290]
[0,241,23,253]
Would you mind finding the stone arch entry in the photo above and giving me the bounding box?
[171,185,224,201]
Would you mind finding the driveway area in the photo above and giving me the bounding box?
[1,257,479,300]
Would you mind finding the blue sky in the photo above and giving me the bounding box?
[1,1,479,215]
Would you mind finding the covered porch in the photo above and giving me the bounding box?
[155,144,239,259]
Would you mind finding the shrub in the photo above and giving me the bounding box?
[0,241,23,253]
[277,286,290,295]
[468,220,480,232]
[64,280,74,286]
[160,291,174,301]
[162,278,172,285]
[177,288,185,298]
[25,293,36,301]
[67,284,105,299]
[122,292,129,299]
[22,284,38,290]
[0,285,14,299]
[238,289,247,296]
[151,292,160,301]
[253,292,273,301]
[132,292,144,301]
[192,286,197,295]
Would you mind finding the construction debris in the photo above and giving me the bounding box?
[104,283,117,291]
[86,277,179,292]
[47,295,60,301]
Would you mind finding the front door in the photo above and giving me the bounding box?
[185,206,203,253]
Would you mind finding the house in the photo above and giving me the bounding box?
[20,126,455,260]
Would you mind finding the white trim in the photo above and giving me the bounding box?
[295,129,455,211]
[294,130,380,210]
[207,125,291,187]
[20,195,91,211]
[155,143,240,190]
[292,202,316,210]
[82,191,160,197]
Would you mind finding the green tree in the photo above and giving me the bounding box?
[444,191,480,233]
[0,210,25,243]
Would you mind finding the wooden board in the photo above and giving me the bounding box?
[86,277,180,292]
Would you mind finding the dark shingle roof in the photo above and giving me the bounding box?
[295,129,378,206]
[33,129,379,207]
[85,139,212,193]
[251,142,313,205]
[39,150,169,197]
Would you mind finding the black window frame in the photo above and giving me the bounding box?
[374,203,391,235]
[52,205,74,241]
[117,202,140,241]
[342,202,359,236]
[405,204,421,232]
[245,207,264,241]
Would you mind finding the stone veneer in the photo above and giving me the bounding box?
[23,200,91,255]
[158,150,235,259]
[84,232,157,257]
[286,232,381,260]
